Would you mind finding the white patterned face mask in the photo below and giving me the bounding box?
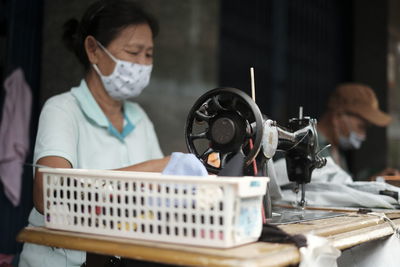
[92,41,152,100]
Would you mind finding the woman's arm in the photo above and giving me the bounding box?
[33,155,171,214]
[33,156,72,214]
[116,156,170,172]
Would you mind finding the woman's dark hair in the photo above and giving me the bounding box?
[62,0,159,70]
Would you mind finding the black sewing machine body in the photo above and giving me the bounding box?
[185,87,327,215]
[276,118,326,184]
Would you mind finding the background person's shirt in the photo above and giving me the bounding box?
[318,132,349,173]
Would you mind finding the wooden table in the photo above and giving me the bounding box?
[17,211,400,267]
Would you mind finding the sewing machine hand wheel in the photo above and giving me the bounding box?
[185,87,264,174]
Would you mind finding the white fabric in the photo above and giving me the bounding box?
[347,181,400,196]
[337,234,400,267]
[299,234,341,267]
[162,152,223,210]
[281,183,398,209]
[273,157,399,209]
[162,152,208,176]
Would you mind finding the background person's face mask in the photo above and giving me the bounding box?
[338,115,366,150]
[92,41,152,100]
[338,131,365,150]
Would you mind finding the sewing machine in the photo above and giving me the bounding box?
[184,87,328,218]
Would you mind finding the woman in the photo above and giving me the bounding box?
[19,1,170,266]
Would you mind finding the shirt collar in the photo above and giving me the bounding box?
[71,79,143,139]
[108,113,135,142]
[71,79,109,127]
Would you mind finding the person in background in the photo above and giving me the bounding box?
[19,1,171,266]
[317,83,399,179]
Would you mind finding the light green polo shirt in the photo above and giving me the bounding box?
[19,80,163,267]
[34,79,163,170]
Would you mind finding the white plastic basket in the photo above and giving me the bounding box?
[41,168,268,248]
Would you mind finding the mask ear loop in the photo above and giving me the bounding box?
[343,113,366,141]
[342,113,352,135]
[96,41,118,62]
[331,111,348,144]
[341,113,355,139]
[92,41,117,77]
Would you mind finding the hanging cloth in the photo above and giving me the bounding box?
[0,68,32,206]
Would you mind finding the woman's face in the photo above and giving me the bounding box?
[92,23,154,76]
